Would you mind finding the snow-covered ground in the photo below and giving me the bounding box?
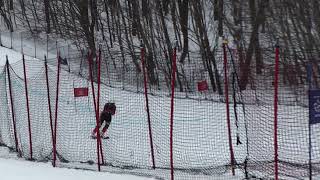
[0,46,156,180]
[0,45,28,65]
[0,44,244,180]
[0,148,152,180]
[0,30,66,61]
[0,45,155,180]
[1,33,319,180]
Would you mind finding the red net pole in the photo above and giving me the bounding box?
[140,42,156,169]
[88,51,102,171]
[6,57,20,155]
[53,53,61,167]
[274,43,280,180]
[223,41,235,175]
[170,42,177,180]
[44,56,55,166]
[97,49,105,165]
[22,54,33,160]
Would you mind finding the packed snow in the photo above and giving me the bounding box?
[0,45,28,66]
[0,46,156,180]
[0,32,318,180]
[0,45,244,180]
[0,148,152,180]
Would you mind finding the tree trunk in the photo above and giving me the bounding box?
[178,0,189,64]
[43,0,50,33]
[239,1,266,90]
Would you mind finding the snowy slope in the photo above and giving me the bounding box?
[1,37,319,180]
[0,46,245,180]
[0,46,28,66]
[0,47,155,180]
[0,148,151,180]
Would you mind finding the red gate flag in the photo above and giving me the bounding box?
[197,80,208,92]
[74,87,89,97]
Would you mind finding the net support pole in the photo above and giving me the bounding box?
[307,63,313,180]
[274,42,280,180]
[22,54,33,160]
[97,49,105,165]
[6,56,20,155]
[53,53,61,167]
[21,32,23,54]
[44,56,55,166]
[140,41,156,169]
[34,37,36,58]
[10,31,13,49]
[170,40,178,180]
[46,33,49,57]
[226,44,250,178]
[223,40,235,175]
[88,51,102,171]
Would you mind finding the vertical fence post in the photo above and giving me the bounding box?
[20,32,23,54]
[67,44,71,72]
[34,37,37,58]
[88,51,102,171]
[6,56,20,155]
[223,40,235,175]
[97,49,105,165]
[122,60,125,90]
[170,40,178,180]
[53,53,62,167]
[55,41,58,56]
[10,31,13,49]
[44,56,55,166]
[274,42,280,180]
[22,55,33,160]
[140,41,156,169]
[307,63,313,180]
[46,33,49,58]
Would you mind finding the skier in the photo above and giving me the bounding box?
[91,102,116,139]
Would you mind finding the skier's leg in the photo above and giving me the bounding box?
[101,121,110,138]
[102,123,109,134]
[99,120,106,132]
[92,118,104,137]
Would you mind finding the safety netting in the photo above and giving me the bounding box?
[0,44,319,180]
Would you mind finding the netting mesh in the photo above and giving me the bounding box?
[8,59,52,160]
[240,51,320,179]
[0,66,15,149]
[244,71,277,178]
[0,46,320,180]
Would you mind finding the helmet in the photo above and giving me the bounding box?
[104,102,116,115]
